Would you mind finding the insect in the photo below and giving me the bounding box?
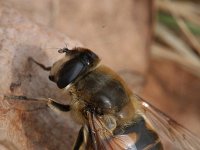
[30,47,200,150]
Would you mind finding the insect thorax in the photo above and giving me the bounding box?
[69,66,135,125]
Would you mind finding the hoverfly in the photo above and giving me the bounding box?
[30,47,200,150]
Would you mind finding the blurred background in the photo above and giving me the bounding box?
[0,0,200,149]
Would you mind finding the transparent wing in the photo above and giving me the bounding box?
[133,94,200,150]
[86,112,137,150]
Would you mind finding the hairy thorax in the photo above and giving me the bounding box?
[68,65,136,128]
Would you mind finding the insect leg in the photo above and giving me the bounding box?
[73,127,84,150]
[28,57,51,71]
[48,99,70,112]
[3,95,29,100]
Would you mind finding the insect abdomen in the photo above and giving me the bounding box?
[114,116,163,150]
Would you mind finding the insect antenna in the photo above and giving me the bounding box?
[58,47,70,53]
[58,47,78,55]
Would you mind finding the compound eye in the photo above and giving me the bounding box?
[57,58,85,89]
[49,75,55,82]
